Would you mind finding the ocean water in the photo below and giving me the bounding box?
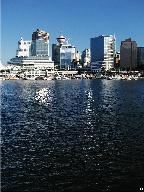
[1,79,144,192]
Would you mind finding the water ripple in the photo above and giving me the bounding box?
[1,79,144,192]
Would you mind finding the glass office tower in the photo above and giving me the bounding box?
[52,35,76,70]
[31,29,49,57]
[90,35,115,71]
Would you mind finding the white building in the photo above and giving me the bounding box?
[16,37,31,57]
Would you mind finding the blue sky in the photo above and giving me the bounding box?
[1,0,144,64]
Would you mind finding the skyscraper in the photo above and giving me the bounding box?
[52,35,76,70]
[137,47,144,70]
[31,29,50,57]
[90,35,115,71]
[120,38,137,70]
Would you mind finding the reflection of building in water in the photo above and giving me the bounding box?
[12,81,54,106]
[85,89,93,113]
[35,88,53,105]
[8,29,54,71]
[100,80,118,112]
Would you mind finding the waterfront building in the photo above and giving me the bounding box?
[90,35,115,71]
[31,29,50,57]
[8,29,54,70]
[114,52,120,69]
[120,38,137,70]
[75,51,81,65]
[137,47,144,70]
[91,61,102,72]
[52,35,76,70]
[81,49,91,67]
[16,37,31,57]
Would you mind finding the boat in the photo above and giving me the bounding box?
[55,76,62,80]
[44,76,53,80]
[106,76,112,80]
[8,76,20,80]
[62,75,70,80]
[25,76,36,80]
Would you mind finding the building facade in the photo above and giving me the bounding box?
[81,49,91,67]
[8,29,54,70]
[16,37,31,57]
[31,29,50,57]
[114,52,120,69]
[120,38,137,70]
[137,47,144,70]
[90,35,115,71]
[52,35,76,70]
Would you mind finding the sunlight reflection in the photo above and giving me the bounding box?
[35,88,53,105]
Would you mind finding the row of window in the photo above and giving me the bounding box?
[19,42,31,45]
[19,49,27,51]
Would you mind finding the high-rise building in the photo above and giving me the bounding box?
[8,29,54,70]
[31,29,49,57]
[81,49,91,67]
[90,35,115,71]
[120,38,137,70]
[52,35,76,70]
[52,44,61,68]
[137,47,144,70]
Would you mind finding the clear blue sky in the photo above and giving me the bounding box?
[1,0,144,64]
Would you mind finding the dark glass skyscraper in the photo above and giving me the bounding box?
[137,47,144,70]
[120,38,137,70]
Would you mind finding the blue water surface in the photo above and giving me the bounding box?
[1,79,144,192]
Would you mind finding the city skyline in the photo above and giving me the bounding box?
[1,0,144,64]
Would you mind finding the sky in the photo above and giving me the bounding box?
[1,0,144,64]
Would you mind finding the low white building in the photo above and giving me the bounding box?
[8,56,54,70]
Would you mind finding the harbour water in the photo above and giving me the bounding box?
[1,79,144,192]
